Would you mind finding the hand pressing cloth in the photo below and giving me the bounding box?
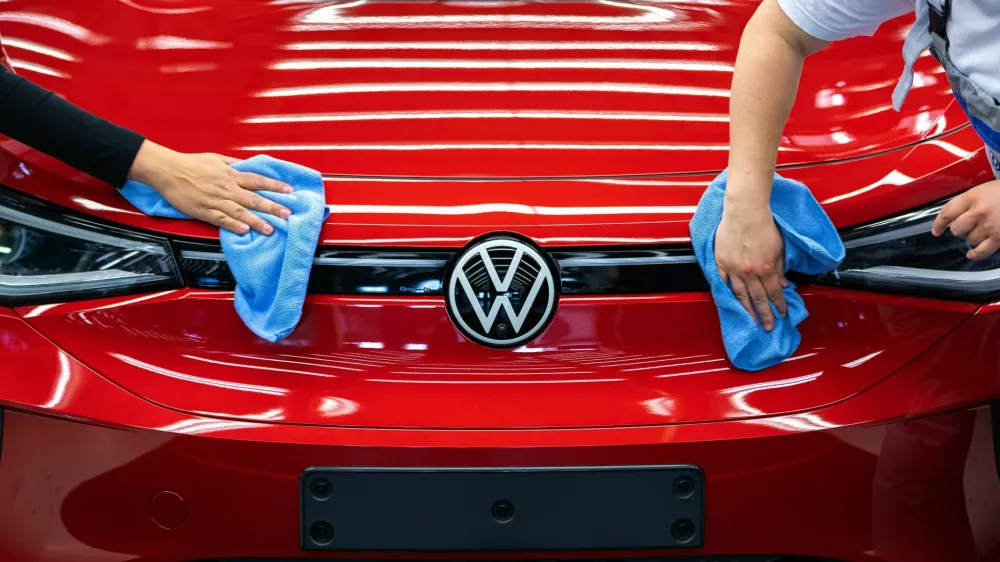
[120,155,329,342]
[690,170,845,371]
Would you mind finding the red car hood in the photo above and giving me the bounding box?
[3,0,958,177]
[0,0,983,246]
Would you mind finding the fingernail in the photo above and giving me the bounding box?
[282,185,293,194]
[280,208,291,219]
[264,224,274,235]
[240,225,250,234]
[764,322,773,331]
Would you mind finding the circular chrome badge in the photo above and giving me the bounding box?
[446,237,557,348]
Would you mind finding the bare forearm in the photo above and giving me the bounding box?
[714,0,828,329]
[728,25,804,205]
[726,0,827,207]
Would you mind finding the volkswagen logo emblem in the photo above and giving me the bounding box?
[446,236,558,348]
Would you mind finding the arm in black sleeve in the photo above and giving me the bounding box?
[0,66,145,188]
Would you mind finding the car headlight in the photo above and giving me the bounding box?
[0,187,181,306]
[821,200,1000,301]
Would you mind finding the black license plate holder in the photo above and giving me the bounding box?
[301,466,704,551]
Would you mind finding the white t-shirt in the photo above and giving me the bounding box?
[776,0,1000,102]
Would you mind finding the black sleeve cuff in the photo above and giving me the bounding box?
[0,66,146,188]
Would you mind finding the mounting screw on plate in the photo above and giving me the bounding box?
[491,499,516,523]
[672,476,695,499]
[309,521,335,545]
[310,478,332,500]
[671,519,695,543]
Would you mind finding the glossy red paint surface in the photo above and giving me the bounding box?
[17,288,977,429]
[0,0,958,178]
[0,0,992,247]
[0,123,991,246]
[1,1,1000,561]
[3,297,1000,449]
[2,304,1000,560]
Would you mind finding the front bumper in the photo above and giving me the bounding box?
[0,406,998,561]
[2,295,1000,561]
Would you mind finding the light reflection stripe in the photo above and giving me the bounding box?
[158,419,261,435]
[842,350,883,368]
[241,143,732,152]
[270,59,733,72]
[624,357,726,372]
[255,81,731,98]
[582,179,712,186]
[118,0,210,15]
[85,290,178,312]
[560,352,683,365]
[42,352,73,409]
[294,15,672,26]
[0,12,107,44]
[112,353,289,396]
[654,366,731,378]
[722,372,822,394]
[297,6,674,26]
[406,365,579,371]
[365,378,624,384]
[10,60,68,78]
[323,203,697,215]
[822,170,914,205]
[923,139,976,159]
[229,353,364,372]
[545,236,693,244]
[135,35,232,50]
[559,255,697,266]
[389,371,593,376]
[2,37,77,61]
[183,354,339,378]
[243,110,729,124]
[282,41,720,52]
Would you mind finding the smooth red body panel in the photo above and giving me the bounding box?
[0,0,959,178]
[16,288,978,429]
[0,124,991,246]
[2,301,1000,560]
[2,1,1000,561]
[0,0,987,247]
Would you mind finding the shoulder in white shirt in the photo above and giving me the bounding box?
[775,0,1000,102]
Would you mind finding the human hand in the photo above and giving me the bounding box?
[931,179,1000,260]
[127,140,292,235]
[714,197,788,331]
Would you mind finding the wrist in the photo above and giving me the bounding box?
[126,140,177,187]
[724,165,773,209]
[723,187,771,213]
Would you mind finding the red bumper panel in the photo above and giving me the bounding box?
[0,408,998,561]
[1,292,1000,559]
[15,287,978,430]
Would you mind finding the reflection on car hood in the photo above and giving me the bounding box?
[1,0,960,178]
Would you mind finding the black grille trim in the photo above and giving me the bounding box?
[172,240,709,297]
[198,554,839,562]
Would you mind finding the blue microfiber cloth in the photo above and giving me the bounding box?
[120,155,329,342]
[690,170,845,371]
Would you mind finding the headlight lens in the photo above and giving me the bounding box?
[0,188,181,305]
[822,201,1000,300]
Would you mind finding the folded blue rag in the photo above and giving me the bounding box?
[689,171,845,371]
[120,155,329,342]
